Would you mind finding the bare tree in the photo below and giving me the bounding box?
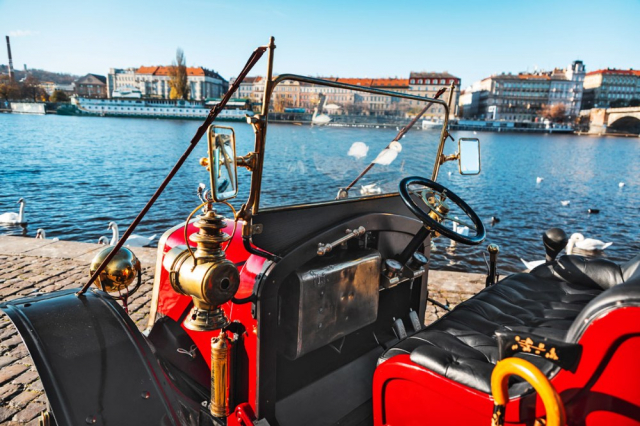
[169,48,190,100]
[21,75,47,101]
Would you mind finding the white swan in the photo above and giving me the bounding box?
[536,177,544,184]
[619,182,625,188]
[560,200,570,206]
[521,258,545,271]
[568,233,612,252]
[360,183,382,195]
[347,142,369,159]
[0,198,27,225]
[372,141,402,166]
[98,236,109,245]
[35,229,59,242]
[108,222,157,247]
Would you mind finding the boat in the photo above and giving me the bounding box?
[421,118,443,129]
[2,38,638,426]
[69,96,254,121]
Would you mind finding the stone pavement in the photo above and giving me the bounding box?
[0,235,484,425]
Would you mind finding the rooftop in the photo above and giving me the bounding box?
[586,68,640,77]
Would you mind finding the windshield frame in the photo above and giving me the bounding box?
[244,74,452,216]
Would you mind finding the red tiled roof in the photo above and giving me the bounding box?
[586,68,640,77]
[332,78,408,88]
[136,66,207,76]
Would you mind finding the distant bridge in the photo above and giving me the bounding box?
[586,107,640,134]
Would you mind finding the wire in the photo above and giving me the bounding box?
[184,201,208,265]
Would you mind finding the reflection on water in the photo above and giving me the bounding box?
[1,113,639,274]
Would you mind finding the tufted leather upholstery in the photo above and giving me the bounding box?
[378,253,640,395]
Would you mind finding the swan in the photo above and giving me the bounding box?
[536,177,544,184]
[568,233,612,252]
[35,229,59,241]
[107,222,157,247]
[0,198,27,225]
[372,141,402,166]
[360,183,382,195]
[521,258,545,271]
[560,200,570,206]
[347,142,369,159]
[619,182,625,188]
[98,236,109,245]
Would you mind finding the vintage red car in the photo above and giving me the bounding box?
[2,39,639,426]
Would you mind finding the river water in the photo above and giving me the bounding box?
[1,113,639,274]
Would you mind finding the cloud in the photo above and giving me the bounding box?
[9,30,40,38]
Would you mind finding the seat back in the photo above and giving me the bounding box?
[566,277,640,343]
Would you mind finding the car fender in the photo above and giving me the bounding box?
[0,289,194,426]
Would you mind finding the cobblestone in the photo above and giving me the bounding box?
[0,235,484,425]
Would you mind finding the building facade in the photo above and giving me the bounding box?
[582,69,640,109]
[106,66,228,101]
[75,74,107,98]
[229,72,459,119]
[460,60,585,122]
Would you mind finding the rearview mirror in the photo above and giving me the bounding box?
[458,138,481,175]
[207,125,238,201]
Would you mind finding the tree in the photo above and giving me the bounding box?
[0,75,21,101]
[539,103,567,123]
[168,48,190,100]
[21,75,47,101]
[50,89,70,102]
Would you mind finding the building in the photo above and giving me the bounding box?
[75,74,107,98]
[459,61,585,122]
[106,66,228,101]
[40,81,75,96]
[582,69,640,110]
[409,72,461,118]
[229,73,459,119]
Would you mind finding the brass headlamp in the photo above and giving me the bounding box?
[90,246,142,295]
[163,209,240,331]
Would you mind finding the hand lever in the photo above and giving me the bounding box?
[486,244,499,287]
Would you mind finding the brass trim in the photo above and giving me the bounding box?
[431,81,457,181]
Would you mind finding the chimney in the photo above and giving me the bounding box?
[5,36,14,80]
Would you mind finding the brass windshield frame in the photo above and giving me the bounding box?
[241,72,452,220]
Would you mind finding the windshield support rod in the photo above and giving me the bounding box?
[76,42,269,297]
[339,88,447,197]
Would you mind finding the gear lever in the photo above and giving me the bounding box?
[486,244,499,287]
[543,228,568,262]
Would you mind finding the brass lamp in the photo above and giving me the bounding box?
[89,246,142,295]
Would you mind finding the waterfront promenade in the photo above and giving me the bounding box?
[0,235,483,424]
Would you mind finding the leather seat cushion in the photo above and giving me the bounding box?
[378,254,635,395]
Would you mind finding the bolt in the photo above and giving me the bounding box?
[141,391,150,399]
[85,415,96,424]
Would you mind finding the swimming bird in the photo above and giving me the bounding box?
[98,236,109,245]
[35,229,59,242]
[360,183,382,195]
[447,171,452,177]
[588,209,600,214]
[561,200,571,206]
[568,233,612,252]
[0,198,27,225]
[372,141,402,166]
[536,177,544,184]
[521,258,545,271]
[107,222,157,247]
[490,216,501,225]
[619,182,625,188]
[347,142,369,159]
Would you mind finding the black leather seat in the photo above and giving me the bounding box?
[378,253,640,395]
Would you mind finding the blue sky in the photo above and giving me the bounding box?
[1,0,639,88]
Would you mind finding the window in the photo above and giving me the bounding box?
[440,79,445,84]
[418,79,423,84]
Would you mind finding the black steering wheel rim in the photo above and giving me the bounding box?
[399,176,486,245]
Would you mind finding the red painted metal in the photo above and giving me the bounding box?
[374,307,640,426]
[231,403,258,426]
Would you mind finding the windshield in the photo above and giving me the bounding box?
[260,79,449,209]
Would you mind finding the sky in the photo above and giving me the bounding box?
[1,0,639,88]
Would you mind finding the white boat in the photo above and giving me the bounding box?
[70,97,254,121]
[422,119,444,130]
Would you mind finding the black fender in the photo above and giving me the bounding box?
[0,289,202,426]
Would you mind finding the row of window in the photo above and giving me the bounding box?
[410,78,455,85]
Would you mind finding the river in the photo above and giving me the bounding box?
[1,113,638,274]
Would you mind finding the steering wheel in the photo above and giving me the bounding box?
[399,176,486,245]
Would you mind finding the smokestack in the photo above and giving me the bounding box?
[5,36,14,80]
